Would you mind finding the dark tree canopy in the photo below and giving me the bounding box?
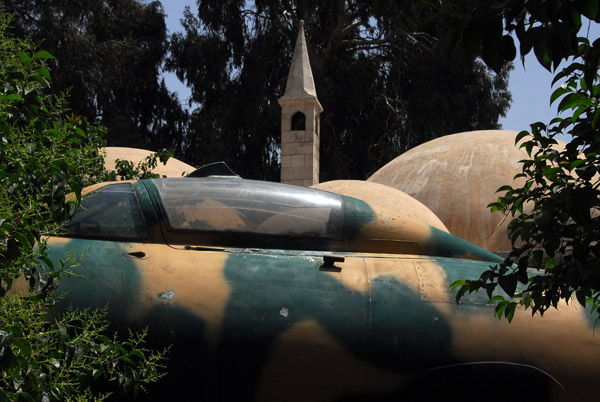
[3,0,511,181]
[442,0,599,73]
[1,0,187,151]
[168,0,511,180]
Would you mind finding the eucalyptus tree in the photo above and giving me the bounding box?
[168,0,511,180]
[2,0,512,180]
[1,0,187,152]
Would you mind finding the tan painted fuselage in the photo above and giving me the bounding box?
[47,237,600,401]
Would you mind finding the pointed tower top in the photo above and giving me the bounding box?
[279,20,319,103]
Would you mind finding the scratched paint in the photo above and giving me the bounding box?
[157,289,175,300]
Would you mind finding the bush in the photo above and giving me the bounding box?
[0,11,167,400]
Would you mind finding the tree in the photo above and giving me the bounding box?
[2,0,512,180]
[447,1,600,321]
[167,0,511,181]
[0,11,167,400]
[1,0,188,153]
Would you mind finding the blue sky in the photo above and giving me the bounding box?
[500,24,599,133]
[160,1,599,134]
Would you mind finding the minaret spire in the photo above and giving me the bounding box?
[279,20,322,187]
[280,20,321,103]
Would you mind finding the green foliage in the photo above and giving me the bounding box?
[0,14,106,295]
[1,297,167,401]
[2,0,187,151]
[103,148,175,181]
[450,3,600,321]
[0,11,167,400]
[444,0,599,73]
[4,0,511,181]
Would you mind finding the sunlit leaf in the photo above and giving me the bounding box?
[488,295,505,303]
[550,86,570,105]
[33,50,55,59]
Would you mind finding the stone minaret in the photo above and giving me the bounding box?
[279,20,322,186]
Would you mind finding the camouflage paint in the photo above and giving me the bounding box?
[46,237,141,315]
[340,195,376,238]
[413,258,600,402]
[427,226,504,262]
[340,195,501,262]
[39,178,600,401]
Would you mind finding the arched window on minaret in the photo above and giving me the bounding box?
[278,20,322,187]
[291,111,306,131]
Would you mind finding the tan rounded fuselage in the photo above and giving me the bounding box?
[46,237,600,401]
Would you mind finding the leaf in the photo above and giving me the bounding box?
[38,255,55,270]
[592,108,600,129]
[495,185,513,193]
[481,17,504,72]
[6,93,23,102]
[567,8,583,32]
[129,349,146,361]
[572,106,588,124]
[13,231,32,251]
[558,93,583,111]
[517,28,533,57]
[450,279,468,291]
[453,284,470,304]
[75,127,87,138]
[502,34,517,61]
[45,129,62,137]
[569,159,586,169]
[488,295,505,304]
[498,274,518,297]
[576,290,587,307]
[575,164,596,180]
[531,250,544,268]
[580,76,588,92]
[550,86,570,105]
[93,368,105,380]
[35,67,51,80]
[523,292,532,308]
[544,257,557,270]
[0,121,8,136]
[514,130,530,145]
[542,166,562,180]
[33,50,55,59]
[505,302,517,323]
[97,334,112,345]
[549,22,578,69]
[12,338,32,358]
[575,0,599,20]
[18,52,31,68]
[118,355,134,365]
[31,74,49,86]
[532,27,552,71]
[496,300,509,319]
[114,342,127,354]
